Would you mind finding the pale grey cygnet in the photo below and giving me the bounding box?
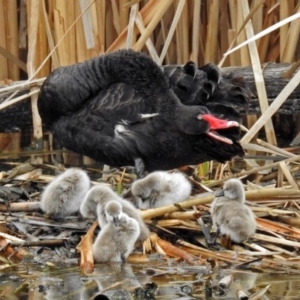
[210,178,256,243]
[92,201,140,263]
[80,185,150,241]
[131,171,191,209]
[40,168,90,219]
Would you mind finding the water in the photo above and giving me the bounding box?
[1,261,300,300]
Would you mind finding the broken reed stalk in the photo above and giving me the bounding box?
[26,0,43,164]
[10,239,65,247]
[158,0,185,65]
[42,1,60,69]
[150,233,206,265]
[133,0,173,52]
[278,161,299,189]
[135,10,160,63]
[126,3,137,49]
[0,1,8,80]
[257,139,296,157]
[77,220,98,272]
[278,216,300,227]
[0,202,41,212]
[238,2,259,160]
[140,188,300,220]
[111,0,121,35]
[279,0,290,61]
[0,89,39,111]
[4,0,19,80]
[241,153,300,176]
[241,0,277,145]
[205,0,219,63]
[256,217,300,240]
[107,0,157,51]
[119,0,129,32]
[253,233,300,248]
[281,3,300,63]
[191,0,201,63]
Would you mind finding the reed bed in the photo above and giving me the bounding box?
[0,1,299,76]
[1,160,300,277]
[0,0,299,146]
[1,0,300,278]
[2,2,299,165]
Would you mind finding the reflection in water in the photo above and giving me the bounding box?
[83,263,148,299]
[2,263,300,299]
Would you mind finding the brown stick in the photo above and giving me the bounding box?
[10,239,65,247]
[151,233,206,265]
[0,202,41,212]
[0,236,30,260]
[76,220,98,273]
[140,187,300,220]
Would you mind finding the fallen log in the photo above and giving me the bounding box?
[221,63,300,115]
[0,63,299,132]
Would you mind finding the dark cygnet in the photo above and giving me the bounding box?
[93,200,140,263]
[210,178,256,243]
[40,168,90,219]
[131,171,191,209]
[80,185,150,241]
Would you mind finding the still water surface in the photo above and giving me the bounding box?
[1,261,300,299]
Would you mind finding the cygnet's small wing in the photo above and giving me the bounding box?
[80,185,118,219]
[93,223,121,262]
[120,198,150,241]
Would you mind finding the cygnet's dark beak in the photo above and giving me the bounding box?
[215,189,224,197]
[113,216,120,227]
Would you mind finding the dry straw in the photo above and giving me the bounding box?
[1,0,300,170]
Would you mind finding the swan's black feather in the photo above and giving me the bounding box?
[38,49,249,172]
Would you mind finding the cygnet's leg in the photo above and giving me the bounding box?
[198,215,217,246]
[121,253,126,263]
[134,158,145,179]
[208,227,220,245]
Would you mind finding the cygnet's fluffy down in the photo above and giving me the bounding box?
[40,168,90,218]
[93,201,140,263]
[131,171,192,209]
[210,178,256,243]
[80,185,150,241]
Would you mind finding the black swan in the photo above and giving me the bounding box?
[38,49,249,176]
[131,171,191,209]
[210,178,256,243]
[80,185,150,241]
[93,201,140,263]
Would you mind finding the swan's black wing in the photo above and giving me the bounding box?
[38,50,177,168]
[39,49,173,127]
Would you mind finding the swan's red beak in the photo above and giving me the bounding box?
[201,114,239,129]
[201,114,240,145]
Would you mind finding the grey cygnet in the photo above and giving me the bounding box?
[40,168,90,219]
[210,178,256,243]
[93,200,140,263]
[80,185,150,241]
[131,171,191,209]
